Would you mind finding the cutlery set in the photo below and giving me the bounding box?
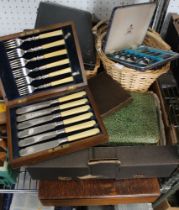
[4,29,79,96]
[15,91,100,156]
[0,23,107,168]
[107,45,179,71]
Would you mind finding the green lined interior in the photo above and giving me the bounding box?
[104,92,160,145]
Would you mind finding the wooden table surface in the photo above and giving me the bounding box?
[39,178,160,206]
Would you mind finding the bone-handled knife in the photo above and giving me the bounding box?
[17,98,88,122]
[17,105,92,130]
[18,119,96,147]
[18,105,91,138]
[16,91,87,115]
[19,128,100,156]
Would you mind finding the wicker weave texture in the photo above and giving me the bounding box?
[95,23,171,92]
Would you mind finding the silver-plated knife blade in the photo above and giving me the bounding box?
[17,106,55,122]
[17,113,59,130]
[16,98,88,122]
[18,129,64,147]
[16,91,87,115]
[19,128,100,156]
[18,121,61,139]
[16,99,56,115]
[19,137,67,156]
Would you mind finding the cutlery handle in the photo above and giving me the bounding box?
[48,67,71,78]
[43,49,67,59]
[42,59,69,70]
[38,30,63,39]
[65,120,96,133]
[59,98,87,110]
[59,91,86,103]
[63,112,93,125]
[50,76,74,86]
[61,105,90,117]
[68,128,100,142]
[42,39,65,49]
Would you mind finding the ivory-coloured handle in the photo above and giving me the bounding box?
[65,120,96,133]
[59,98,88,110]
[44,59,69,69]
[63,112,93,125]
[48,67,71,78]
[50,76,73,86]
[59,91,86,103]
[44,49,67,59]
[42,39,65,49]
[61,105,90,117]
[39,30,63,39]
[68,128,100,142]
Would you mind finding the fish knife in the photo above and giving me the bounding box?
[16,91,86,115]
[18,105,91,138]
[17,98,88,122]
[17,99,89,130]
[19,128,100,156]
[18,119,96,147]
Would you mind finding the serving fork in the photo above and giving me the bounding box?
[15,67,79,88]
[12,59,70,78]
[4,30,63,50]
[10,49,67,69]
[18,76,74,96]
[7,39,65,60]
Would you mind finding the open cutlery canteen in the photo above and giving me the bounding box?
[0,22,108,168]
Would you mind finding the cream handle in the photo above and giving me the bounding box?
[68,128,100,142]
[48,67,71,78]
[44,59,69,69]
[63,112,93,125]
[65,120,96,133]
[61,105,90,117]
[42,39,65,49]
[38,30,63,39]
[43,49,67,59]
[59,98,88,110]
[59,91,86,103]
[50,76,73,86]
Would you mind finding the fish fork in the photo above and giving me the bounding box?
[7,39,65,60]
[18,76,74,96]
[4,30,63,50]
[10,49,67,69]
[15,67,79,88]
[12,59,70,78]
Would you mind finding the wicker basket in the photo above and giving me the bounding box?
[94,21,171,92]
[85,54,100,79]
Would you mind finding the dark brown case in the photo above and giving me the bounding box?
[0,22,108,168]
[38,178,160,206]
[27,80,179,180]
[27,145,179,180]
[88,72,132,117]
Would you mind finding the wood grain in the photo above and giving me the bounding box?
[39,178,160,206]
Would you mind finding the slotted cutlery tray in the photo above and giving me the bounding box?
[0,22,108,168]
[0,22,86,105]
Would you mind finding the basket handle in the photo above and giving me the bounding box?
[92,20,108,35]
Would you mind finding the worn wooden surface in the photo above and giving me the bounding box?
[39,178,160,206]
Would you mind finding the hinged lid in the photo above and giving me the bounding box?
[104,2,156,53]
[0,22,87,106]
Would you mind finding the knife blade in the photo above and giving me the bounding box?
[19,128,100,156]
[17,98,88,122]
[18,119,96,147]
[18,105,91,138]
[16,91,87,115]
